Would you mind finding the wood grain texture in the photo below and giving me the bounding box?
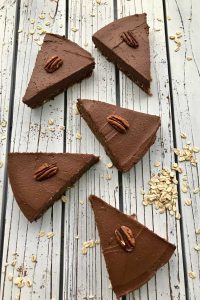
[117,0,185,299]
[63,1,119,299]
[0,0,17,218]
[166,0,200,298]
[1,0,200,299]
[0,0,65,299]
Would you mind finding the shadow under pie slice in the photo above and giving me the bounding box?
[23,33,95,108]
[92,13,151,95]
[8,153,99,222]
[77,99,160,172]
[89,195,176,299]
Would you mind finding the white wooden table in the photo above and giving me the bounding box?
[0,0,200,299]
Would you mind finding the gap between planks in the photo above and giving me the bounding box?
[0,0,21,284]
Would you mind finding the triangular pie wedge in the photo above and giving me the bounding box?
[89,195,176,298]
[23,33,95,108]
[8,153,99,222]
[77,99,160,172]
[92,14,151,95]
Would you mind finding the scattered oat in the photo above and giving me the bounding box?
[184,198,192,206]
[31,255,37,263]
[81,247,88,255]
[154,28,161,32]
[11,260,17,267]
[39,14,46,20]
[88,296,95,299]
[1,120,7,127]
[90,13,96,17]
[157,18,162,22]
[169,35,175,40]
[14,276,25,288]
[38,230,45,237]
[76,132,82,140]
[175,47,180,52]
[172,163,183,173]
[37,25,42,30]
[82,239,98,255]
[175,211,181,220]
[48,118,54,125]
[0,161,3,168]
[41,128,46,134]
[18,28,23,33]
[105,174,112,180]
[95,240,100,244]
[181,183,189,193]
[187,56,193,61]
[154,161,161,167]
[38,29,47,35]
[75,235,79,239]
[45,21,50,26]
[96,0,101,4]
[193,244,200,251]
[26,279,33,287]
[47,232,55,239]
[106,162,113,168]
[8,273,13,281]
[167,16,172,21]
[61,195,68,203]
[142,168,179,217]
[174,144,199,166]
[174,38,181,47]
[1,134,6,140]
[59,125,65,131]
[188,271,196,279]
[37,40,43,46]
[48,126,55,132]
[30,18,35,24]
[180,132,187,139]
[196,228,200,234]
[15,293,20,300]
[79,200,84,205]
[71,27,78,32]
[83,240,95,248]
[193,188,199,194]
[193,147,200,153]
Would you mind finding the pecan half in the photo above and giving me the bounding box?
[44,56,63,73]
[34,163,58,181]
[115,225,135,252]
[121,31,139,48]
[107,114,129,134]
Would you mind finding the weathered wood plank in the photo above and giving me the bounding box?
[0,0,17,219]
[117,1,186,299]
[63,1,119,299]
[165,0,200,298]
[0,1,65,299]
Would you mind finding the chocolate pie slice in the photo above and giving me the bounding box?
[89,195,176,298]
[92,14,151,94]
[23,33,95,108]
[77,99,160,172]
[8,153,99,221]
